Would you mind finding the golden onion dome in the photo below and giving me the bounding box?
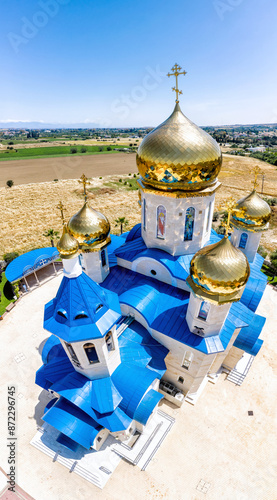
[68,201,110,251]
[136,103,222,192]
[231,190,271,232]
[187,236,250,304]
[57,225,79,259]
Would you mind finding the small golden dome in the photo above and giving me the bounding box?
[57,226,79,259]
[136,103,222,192]
[231,190,271,232]
[187,237,250,303]
[68,201,110,251]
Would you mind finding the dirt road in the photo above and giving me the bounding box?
[0,153,137,187]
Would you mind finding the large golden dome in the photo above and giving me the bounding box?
[68,202,111,251]
[187,236,250,304]
[136,103,222,192]
[231,190,271,232]
[57,225,79,259]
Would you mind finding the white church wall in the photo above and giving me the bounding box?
[140,188,215,256]
[186,294,231,337]
[231,227,261,263]
[83,248,110,283]
[60,325,121,380]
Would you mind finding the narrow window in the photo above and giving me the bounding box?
[74,312,88,320]
[96,304,103,313]
[101,249,106,267]
[84,343,99,364]
[198,301,210,321]
[239,232,248,249]
[65,342,80,365]
[184,207,195,241]
[105,331,115,352]
[157,205,166,239]
[206,201,212,232]
[143,198,146,231]
[182,351,193,370]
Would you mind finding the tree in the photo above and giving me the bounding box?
[115,217,129,235]
[107,146,112,151]
[81,147,87,153]
[6,180,14,188]
[43,229,59,247]
[70,147,77,154]
[3,252,19,264]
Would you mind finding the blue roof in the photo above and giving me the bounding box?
[43,397,101,450]
[5,247,59,282]
[44,271,121,342]
[241,254,267,312]
[50,371,122,414]
[133,389,163,425]
[234,314,265,355]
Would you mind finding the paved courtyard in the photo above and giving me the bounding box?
[0,277,276,500]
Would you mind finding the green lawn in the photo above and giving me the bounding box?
[0,144,125,161]
[0,274,15,316]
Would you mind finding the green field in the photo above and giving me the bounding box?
[0,144,126,161]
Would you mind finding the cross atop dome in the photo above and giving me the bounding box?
[251,165,264,190]
[167,63,187,103]
[57,201,67,225]
[79,173,90,202]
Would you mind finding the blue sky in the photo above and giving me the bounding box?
[0,0,276,127]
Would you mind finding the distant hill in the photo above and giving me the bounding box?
[0,121,102,129]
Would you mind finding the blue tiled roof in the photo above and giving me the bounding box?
[126,223,141,242]
[44,272,121,342]
[5,247,59,283]
[41,335,63,365]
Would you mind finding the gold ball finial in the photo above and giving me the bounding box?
[167,63,187,103]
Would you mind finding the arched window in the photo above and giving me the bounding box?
[206,201,212,232]
[105,331,115,352]
[182,351,193,370]
[239,233,248,249]
[101,249,107,267]
[143,198,146,231]
[198,301,210,321]
[65,342,80,365]
[157,205,166,239]
[74,312,88,320]
[184,207,195,241]
[83,343,99,364]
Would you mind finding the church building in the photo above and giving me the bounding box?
[35,64,271,456]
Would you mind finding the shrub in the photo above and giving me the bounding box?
[99,147,103,152]
[8,141,14,145]
[81,147,87,153]
[263,197,277,206]
[212,211,220,222]
[3,252,19,264]
[6,180,14,188]
[128,173,131,176]
[70,147,77,154]
[258,246,268,259]
[119,179,122,182]
[124,181,127,185]
[99,176,102,179]
[107,146,112,151]
[133,173,137,178]
[54,179,58,182]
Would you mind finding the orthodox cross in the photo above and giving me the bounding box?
[167,63,187,103]
[218,197,247,237]
[251,166,264,190]
[79,173,90,202]
[57,201,66,225]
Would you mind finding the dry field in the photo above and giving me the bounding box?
[0,153,276,259]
